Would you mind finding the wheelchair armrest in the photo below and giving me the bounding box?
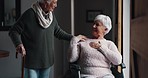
[69,63,81,71]
[120,63,126,69]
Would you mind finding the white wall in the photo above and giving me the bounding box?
[0,31,21,78]
[123,0,130,78]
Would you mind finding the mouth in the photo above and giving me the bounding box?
[93,28,98,32]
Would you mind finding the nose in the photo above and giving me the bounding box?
[93,25,96,28]
[54,3,57,7]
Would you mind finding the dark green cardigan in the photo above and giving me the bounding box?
[9,8,73,69]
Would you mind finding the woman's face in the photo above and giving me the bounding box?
[42,0,57,12]
[92,20,107,38]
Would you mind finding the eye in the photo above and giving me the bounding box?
[93,23,99,27]
[95,23,99,26]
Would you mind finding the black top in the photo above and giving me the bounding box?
[9,8,73,69]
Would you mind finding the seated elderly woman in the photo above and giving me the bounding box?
[68,14,122,78]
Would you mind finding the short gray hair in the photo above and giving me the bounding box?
[38,0,51,3]
[94,14,112,35]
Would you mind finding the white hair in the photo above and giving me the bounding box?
[38,0,51,3]
[94,14,112,35]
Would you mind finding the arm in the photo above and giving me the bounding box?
[67,36,82,63]
[68,35,87,62]
[89,41,122,65]
[8,9,31,47]
[9,11,27,56]
[99,41,122,65]
[9,21,24,47]
[53,15,73,41]
[54,24,73,41]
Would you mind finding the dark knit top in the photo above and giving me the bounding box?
[9,8,73,69]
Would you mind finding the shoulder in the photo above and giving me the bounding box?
[22,8,35,17]
[103,39,115,45]
[78,39,92,45]
[106,40,114,44]
[26,8,34,12]
[105,39,117,48]
[19,8,36,21]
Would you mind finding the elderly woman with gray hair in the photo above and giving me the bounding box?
[68,14,122,78]
[8,0,87,78]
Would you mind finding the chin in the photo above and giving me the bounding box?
[50,9,53,12]
[92,31,97,35]
[49,8,54,11]
[92,34,97,38]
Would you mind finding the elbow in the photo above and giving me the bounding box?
[112,56,122,65]
[69,55,79,63]
[116,59,122,65]
[112,59,122,65]
[69,59,76,63]
[67,55,79,63]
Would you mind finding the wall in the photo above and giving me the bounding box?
[131,15,148,78]
[0,0,37,78]
[0,32,21,78]
[74,0,115,41]
[21,0,36,14]
[130,0,148,76]
[0,1,22,78]
[54,0,71,77]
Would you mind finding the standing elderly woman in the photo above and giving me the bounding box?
[68,14,122,78]
[8,0,80,78]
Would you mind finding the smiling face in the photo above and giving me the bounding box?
[92,20,107,39]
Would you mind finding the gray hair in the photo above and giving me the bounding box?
[94,14,112,35]
[38,0,51,3]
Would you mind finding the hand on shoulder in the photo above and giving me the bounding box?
[76,35,87,42]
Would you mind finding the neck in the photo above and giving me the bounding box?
[39,2,49,13]
[93,35,104,39]
[97,37,104,39]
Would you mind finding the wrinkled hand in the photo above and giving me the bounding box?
[16,44,26,57]
[76,35,87,42]
[89,41,101,49]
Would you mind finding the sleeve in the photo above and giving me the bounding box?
[8,15,25,47]
[99,41,122,65]
[53,15,73,41]
[67,37,81,63]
